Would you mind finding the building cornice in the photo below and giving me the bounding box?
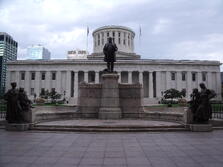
[7,59,221,66]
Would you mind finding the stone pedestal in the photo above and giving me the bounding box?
[5,123,30,131]
[190,124,212,132]
[99,73,122,119]
[183,108,193,124]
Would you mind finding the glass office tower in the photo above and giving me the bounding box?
[0,32,18,96]
[27,44,51,60]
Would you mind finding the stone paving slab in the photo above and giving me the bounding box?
[0,130,223,167]
[36,119,183,128]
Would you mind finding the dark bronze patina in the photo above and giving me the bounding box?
[103,37,118,72]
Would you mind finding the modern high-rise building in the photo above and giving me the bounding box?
[0,32,18,96]
[27,44,51,60]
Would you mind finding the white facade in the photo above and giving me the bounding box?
[6,26,222,104]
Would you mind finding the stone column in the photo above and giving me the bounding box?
[128,71,132,84]
[74,71,78,98]
[176,71,181,91]
[156,71,161,98]
[166,71,170,90]
[118,72,121,83]
[35,71,41,96]
[95,71,99,83]
[186,71,192,98]
[25,71,30,95]
[99,74,121,119]
[84,71,88,83]
[207,72,213,89]
[216,72,222,100]
[149,72,153,98]
[56,71,61,94]
[139,72,143,84]
[197,72,202,89]
[66,70,71,98]
[15,71,20,87]
[45,71,51,92]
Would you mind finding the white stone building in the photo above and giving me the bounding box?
[6,25,222,104]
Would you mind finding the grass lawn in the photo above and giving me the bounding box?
[144,103,188,108]
[32,103,65,107]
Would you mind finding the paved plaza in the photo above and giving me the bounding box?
[0,130,223,167]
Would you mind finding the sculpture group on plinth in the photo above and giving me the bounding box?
[4,82,32,124]
[189,83,216,124]
[103,37,118,73]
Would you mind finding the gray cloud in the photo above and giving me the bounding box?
[0,0,222,70]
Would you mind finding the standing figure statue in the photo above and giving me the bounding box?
[4,82,21,123]
[189,83,216,123]
[103,37,118,72]
[4,82,32,123]
[189,88,200,122]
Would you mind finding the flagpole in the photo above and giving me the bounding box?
[86,26,89,52]
[139,25,141,51]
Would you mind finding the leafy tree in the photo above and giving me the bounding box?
[39,89,61,103]
[49,90,61,103]
[163,88,182,100]
[180,89,186,98]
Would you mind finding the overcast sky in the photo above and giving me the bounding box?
[0,0,222,70]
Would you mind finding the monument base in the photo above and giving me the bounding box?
[99,107,122,119]
[190,124,212,132]
[5,123,30,131]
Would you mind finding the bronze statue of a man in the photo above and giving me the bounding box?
[103,37,118,72]
[189,83,216,123]
[4,82,20,123]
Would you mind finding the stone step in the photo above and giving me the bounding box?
[31,125,188,132]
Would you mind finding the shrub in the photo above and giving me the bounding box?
[35,98,46,104]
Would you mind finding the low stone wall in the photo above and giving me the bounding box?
[144,106,187,123]
[31,105,187,124]
[77,83,102,118]
[119,83,144,118]
[77,80,143,119]
[33,105,78,122]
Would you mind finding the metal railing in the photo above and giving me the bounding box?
[0,100,6,119]
[211,102,223,119]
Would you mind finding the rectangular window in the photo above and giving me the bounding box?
[31,88,34,95]
[171,72,175,80]
[123,33,126,45]
[31,72,35,80]
[202,72,206,81]
[41,72,45,80]
[0,35,4,41]
[128,34,130,46]
[52,72,56,80]
[182,72,186,81]
[98,34,100,45]
[41,88,45,95]
[21,72,25,80]
[51,88,55,93]
[192,73,196,81]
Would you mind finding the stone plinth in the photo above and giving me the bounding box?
[5,123,30,131]
[190,124,212,132]
[99,73,122,119]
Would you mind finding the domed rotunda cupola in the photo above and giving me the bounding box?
[88,25,140,60]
